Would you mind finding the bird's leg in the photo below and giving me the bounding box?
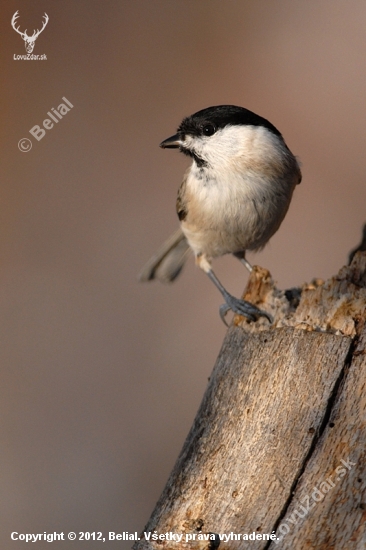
[196,254,272,326]
[233,251,253,273]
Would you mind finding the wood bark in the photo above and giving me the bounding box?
[134,252,366,550]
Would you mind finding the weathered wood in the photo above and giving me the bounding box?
[134,253,366,550]
[271,323,366,549]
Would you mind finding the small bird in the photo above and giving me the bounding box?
[139,105,301,324]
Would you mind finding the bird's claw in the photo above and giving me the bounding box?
[219,294,272,326]
[219,304,232,326]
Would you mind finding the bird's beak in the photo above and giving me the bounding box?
[159,133,182,149]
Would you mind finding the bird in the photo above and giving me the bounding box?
[139,105,301,324]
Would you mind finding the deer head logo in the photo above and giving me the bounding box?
[11,11,49,54]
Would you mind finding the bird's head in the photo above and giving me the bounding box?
[160,105,283,170]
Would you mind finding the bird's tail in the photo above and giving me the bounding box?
[138,228,191,283]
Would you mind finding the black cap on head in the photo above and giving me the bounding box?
[178,105,282,138]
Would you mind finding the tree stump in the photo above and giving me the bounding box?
[134,252,366,550]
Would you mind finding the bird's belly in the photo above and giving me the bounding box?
[182,224,246,258]
[182,178,293,259]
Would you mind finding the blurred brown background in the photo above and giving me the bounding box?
[1,1,366,547]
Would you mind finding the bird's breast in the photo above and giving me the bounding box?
[181,164,295,258]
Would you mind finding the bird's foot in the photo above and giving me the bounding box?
[219,293,272,326]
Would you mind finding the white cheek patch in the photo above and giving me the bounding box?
[209,126,247,155]
[184,128,243,160]
[183,125,286,179]
[195,125,281,168]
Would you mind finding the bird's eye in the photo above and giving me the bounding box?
[202,123,216,137]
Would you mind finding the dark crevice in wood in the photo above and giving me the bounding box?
[264,332,360,549]
[348,223,366,265]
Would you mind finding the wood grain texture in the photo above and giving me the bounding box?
[134,252,366,550]
[134,329,350,549]
[270,323,366,549]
